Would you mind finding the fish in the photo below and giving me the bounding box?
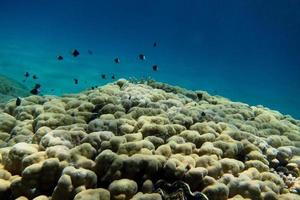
[30,87,40,95]
[111,75,115,79]
[153,42,157,47]
[32,75,38,79]
[139,54,146,60]
[88,50,93,55]
[152,65,158,71]
[57,55,63,60]
[25,72,30,78]
[35,83,41,89]
[74,78,78,84]
[101,74,106,79]
[114,58,120,64]
[16,97,21,106]
[72,49,80,57]
[91,86,95,90]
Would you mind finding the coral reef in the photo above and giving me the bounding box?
[0,78,300,199]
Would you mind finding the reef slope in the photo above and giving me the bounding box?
[0,79,300,200]
[0,75,29,104]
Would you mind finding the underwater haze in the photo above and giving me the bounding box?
[0,0,300,118]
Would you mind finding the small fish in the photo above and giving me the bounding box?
[51,89,54,92]
[101,74,106,79]
[16,97,21,106]
[139,54,146,60]
[30,88,40,95]
[57,55,63,60]
[91,86,95,90]
[88,50,93,55]
[74,78,78,84]
[35,83,41,89]
[152,65,158,71]
[114,58,120,64]
[24,72,29,78]
[72,49,80,57]
[32,75,38,79]
[111,75,115,80]
[153,42,157,47]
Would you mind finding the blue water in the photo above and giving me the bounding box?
[0,0,300,118]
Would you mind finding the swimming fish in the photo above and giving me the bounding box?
[152,65,158,71]
[139,54,146,60]
[74,78,78,84]
[30,88,40,95]
[72,49,80,57]
[30,84,41,95]
[101,74,106,79]
[111,75,115,79]
[32,75,38,79]
[114,58,120,64]
[57,55,63,60]
[35,83,41,89]
[88,50,93,55]
[153,42,157,47]
[24,72,29,78]
[16,97,21,106]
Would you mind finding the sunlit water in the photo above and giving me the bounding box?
[0,0,299,118]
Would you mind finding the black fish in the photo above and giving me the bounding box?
[153,42,157,47]
[152,65,158,71]
[35,83,41,89]
[139,54,146,60]
[25,72,30,78]
[74,78,78,84]
[32,75,38,79]
[16,97,21,106]
[72,49,80,57]
[91,86,95,90]
[114,58,120,64]
[111,75,115,80]
[88,50,93,55]
[30,88,40,95]
[101,74,106,79]
[57,55,63,60]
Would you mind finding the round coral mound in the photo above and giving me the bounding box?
[0,79,300,200]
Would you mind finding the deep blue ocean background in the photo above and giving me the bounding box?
[0,0,300,118]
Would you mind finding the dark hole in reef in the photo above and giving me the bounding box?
[92,104,102,113]
[87,113,99,123]
[276,166,289,174]
[0,188,13,200]
[197,93,203,100]
[235,150,247,163]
